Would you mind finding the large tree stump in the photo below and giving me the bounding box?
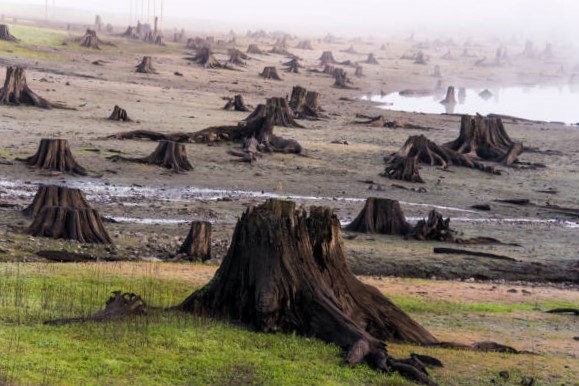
[178,221,212,261]
[28,206,112,244]
[186,47,222,69]
[409,210,455,242]
[382,155,424,183]
[259,66,282,80]
[244,97,303,128]
[443,115,523,166]
[223,94,249,112]
[109,105,131,121]
[384,135,498,174]
[346,198,411,235]
[247,44,265,54]
[178,199,438,384]
[17,139,88,175]
[289,86,325,119]
[0,24,17,41]
[0,66,69,109]
[108,140,193,173]
[23,185,92,217]
[135,56,158,74]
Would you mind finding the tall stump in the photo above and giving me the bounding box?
[178,221,212,261]
[17,139,88,175]
[23,185,92,217]
[0,66,68,109]
[346,197,411,234]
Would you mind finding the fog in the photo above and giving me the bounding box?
[1,0,578,42]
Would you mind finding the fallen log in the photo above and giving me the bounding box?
[433,247,517,262]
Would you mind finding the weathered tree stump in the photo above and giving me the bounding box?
[223,94,249,112]
[283,58,302,73]
[108,140,193,173]
[296,40,313,50]
[247,44,264,54]
[0,24,17,41]
[228,49,249,66]
[319,50,337,65]
[23,185,92,217]
[289,86,325,119]
[382,155,424,183]
[0,66,69,109]
[77,29,103,49]
[17,139,88,175]
[443,115,523,166]
[244,97,303,128]
[333,68,354,89]
[135,56,158,74]
[178,199,438,385]
[178,221,212,261]
[440,86,456,105]
[186,47,222,69]
[346,198,412,234]
[385,135,498,174]
[28,206,112,244]
[109,105,131,121]
[365,53,379,65]
[409,210,455,242]
[259,66,282,80]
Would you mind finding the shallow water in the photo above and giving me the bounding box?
[363,85,579,124]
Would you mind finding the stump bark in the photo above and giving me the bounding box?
[108,105,131,121]
[382,155,424,183]
[223,94,249,112]
[23,185,92,218]
[186,47,222,69]
[178,221,212,261]
[384,135,498,174]
[0,24,17,41]
[178,199,438,384]
[289,86,324,119]
[135,56,158,74]
[409,210,455,242]
[244,97,303,128]
[17,139,88,175]
[443,115,523,166]
[346,198,411,235]
[0,66,69,109]
[108,140,193,173]
[28,206,112,244]
[259,66,282,80]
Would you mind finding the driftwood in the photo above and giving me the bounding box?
[223,94,249,112]
[244,97,303,128]
[45,291,145,325]
[108,130,192,142]
[345,197,411,235]
[0,24,17,41]
[385,135,499,174]
[109,105,131,121]
[178,221,211,261]
[186,47,222,69]
[259,66,282,80]
[135,56,158,74]
[444,115,523,166]
[178,199,439,385]
[108,140,193,173]
[23,185,92,218]
[16,138,88,175]
[0,66,71,109]
[28,206,112,244]
[382,156,424,183]
[433,247,516,262]
[288,86,325,119]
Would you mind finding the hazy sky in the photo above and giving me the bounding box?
[2,0,578,40]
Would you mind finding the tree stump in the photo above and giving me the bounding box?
[319,50,337,65]
[135,56,158,74]
[178,199,438,384]
[354,65,364,77]
[246,44,264,54]
[223,94,249,112]
[77,29,102,49]
[23,185,92,217]
[365,53,379,65]
[323,64,335,75]
[440,86,456,105]
[289,86,325,119]
[17,138,88,175]
[244,97,303,128]
[0,24,17,41]
[382,155,424,183]
[259,66,282,80]
[345,198,411,234]
[0,66,69,109]
[122,25,139,39]
[178,221,212,261]
[108,105,131,121]
[186,47,222,69]
[296,40,313,50]
[108,140,193,173]
[283,58,302,73]
[443,115,523,166]
[228,49,249,66]
[28,206,112,244]
[385,135,498,174]
[333,68,354,89]
[409,210,455,242]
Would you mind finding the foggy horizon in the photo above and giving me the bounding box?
[1,0,578,43]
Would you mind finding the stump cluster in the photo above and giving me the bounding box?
[108,140,193,173]
[17,139,88,175]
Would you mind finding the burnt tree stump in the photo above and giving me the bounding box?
[108,140,193,173]
[17,139,88,175]
[244,97,303,128]
[0,24,17,41]
[186,47,222,69]
[28,206,112,244]
[289,86,325,119]
[135,56,158,74]
[223,94,249,112]
[109,105,131,121]
[409,210,455,242]
[444,115,523,166]
[345,198,411,235]
[259,66,282,80]
[178,199,438,385]
[0,66,70,109]
[382,155,424,183]
[178,221,212,261]
[23,185,92,218]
